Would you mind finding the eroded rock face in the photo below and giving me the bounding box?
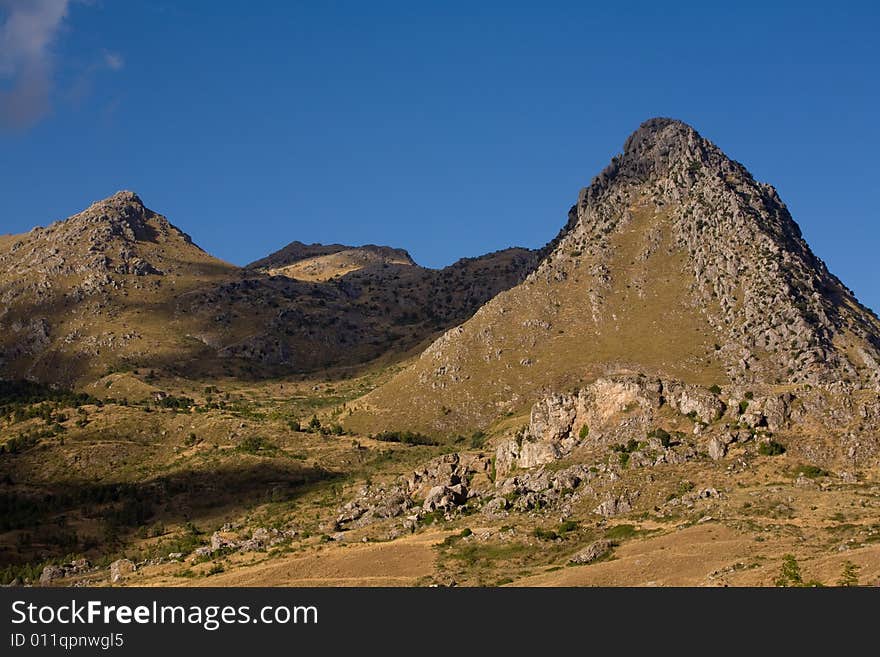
[529,394,577,443]
[733,391,794,431]
[498,375,665,474]
[665,382,725,423]
[39,565,66,585]
[499,372,880,471]
[518,440,561,469]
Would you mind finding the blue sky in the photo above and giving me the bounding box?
[1,1,878,311]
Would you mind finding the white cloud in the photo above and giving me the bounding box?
[102,49,123,71]
[0,0,71,129]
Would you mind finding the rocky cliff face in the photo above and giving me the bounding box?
[346,118,880,436]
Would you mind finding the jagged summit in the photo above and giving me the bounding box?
[69,190,148,227]
[92,189,144,208]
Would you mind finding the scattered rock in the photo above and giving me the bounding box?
[708,436,727,460]
[570,539,614,564]
[594,491,637,517]
[109,559,136,583]
[39,565,66,585]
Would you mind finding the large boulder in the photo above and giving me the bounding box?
[570,540,614,565]
[665,382,724,423]
[707,436,727,460]
[39,565,66,585]
[109,559,136,584]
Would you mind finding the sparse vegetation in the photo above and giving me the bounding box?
[758,440,786,456]
[774,554,822,587]
[792,464,829,479]
[469,431,487,449]
[774,554,803,587]
[237,435,279,456]
[647,427,673,447]
[837,561,860,587]
[372,430,439,446]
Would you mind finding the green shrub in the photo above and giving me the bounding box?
[237,436,278,456]
[578,425,589,440]
[647,427,672,447]
[709,384,722,395]
[792,464,829,479]
[758,440,786,456]
[155,395,195,410]
[605,524,637,541]
[612,439,640,454]
[774,554,822,587]
[533,527,559,541]
[372,431,438,446]
[558,520,578,534]
[469,431,487,449]
[677,480,695,495]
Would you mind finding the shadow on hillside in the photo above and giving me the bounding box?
[4,247,542,385]
[0,459,341,565]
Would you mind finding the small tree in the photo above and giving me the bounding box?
[579,424,589,440]
[774,554,803,587]
[838,561,860,587]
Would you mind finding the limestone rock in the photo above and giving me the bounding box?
[570,540,614,565]
[109,559,136,583]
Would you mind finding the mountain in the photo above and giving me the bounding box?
[248,241,416,281]
[4,121,880,589]
[345,118,880,435]
[0,192,537,384]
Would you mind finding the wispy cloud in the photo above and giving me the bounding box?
[0,0,71,130]
[102,49,123,71]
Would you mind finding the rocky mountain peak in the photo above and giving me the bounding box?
[349,118,880,436]
[622,118,700,169]
[94,190,145,209]
[64,190,155,241]
[535,118,880,388]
